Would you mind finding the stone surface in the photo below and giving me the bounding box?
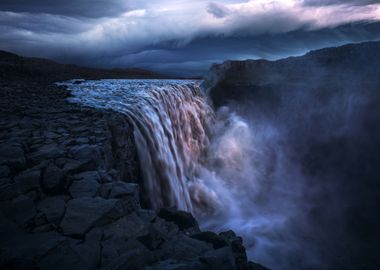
[69,179,99,198]
[1,195,36,226]
[37,196,66,223]
[42,163,65,193]
[14,167,41,193]
[60,197,127,236]
[158,208,199,231]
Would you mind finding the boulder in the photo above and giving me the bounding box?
[28,144,64,164]
[146,260,208,270]
[69,144,103,167]
[0,232,65,268]
[190,231,229,249]
[13,167,41,193]
[37,240,92,270]
[101,239,147,268]
[37,196,66,223]
[157,208,199,232]
[60,197,128,236]
[0,194,36,226]
[0,144,25,169]
[102,212,149,240]
[42,162,65,193]
[102,247,155,270]
[69,179,99,198]
[200,247,236,270]
[248,262,270,270]
[157,234,211,261]
[70,239,101,269]
[99,182,140,213]
[62,158,95,174]
[72,170,100,182]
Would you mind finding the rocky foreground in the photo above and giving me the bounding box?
[0,52,265,270]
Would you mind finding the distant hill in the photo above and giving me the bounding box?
[0,50,169,82]
[206,40,380,107]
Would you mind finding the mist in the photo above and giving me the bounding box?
[195,63,380,269]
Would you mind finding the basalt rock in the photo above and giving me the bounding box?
[0,56,263,270]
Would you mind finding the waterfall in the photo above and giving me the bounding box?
[64,79,216,212]
[130,83,214,211]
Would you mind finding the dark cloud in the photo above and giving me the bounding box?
[0,0,380,75]
[0,0,132,18]
[207,2,230,18]
[90,21,380,76]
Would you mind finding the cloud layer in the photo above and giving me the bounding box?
[0,0,380,75]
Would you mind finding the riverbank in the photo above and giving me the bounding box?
[0,52,265,269]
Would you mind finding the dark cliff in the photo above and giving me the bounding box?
[206,41,380,107]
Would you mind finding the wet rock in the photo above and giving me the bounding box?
[60,197,129,236]
[0,194,36,226]
[69,179,99,198]
[99,181,138,199]
[42,163,65,193]
[200,247,236,270]
[190,231,229,249]
[158,208,199,232]
[219,231,248,270]
[13,167,41,193]
[137,228,166,251]
[157,234,211,261]
[37,196,66,223]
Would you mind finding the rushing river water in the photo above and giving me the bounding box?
[60,79,303,269]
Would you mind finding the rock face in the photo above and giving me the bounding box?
[0,56,262,269]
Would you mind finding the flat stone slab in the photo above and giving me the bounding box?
[60,197,125,236]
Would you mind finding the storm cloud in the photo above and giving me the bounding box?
[0,0,379,75]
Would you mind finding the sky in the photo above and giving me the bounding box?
[0,0,380,76]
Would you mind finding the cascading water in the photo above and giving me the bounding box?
[63,79,218,212]
[62,79,294,269]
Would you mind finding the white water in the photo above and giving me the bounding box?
[61,79,295,269]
